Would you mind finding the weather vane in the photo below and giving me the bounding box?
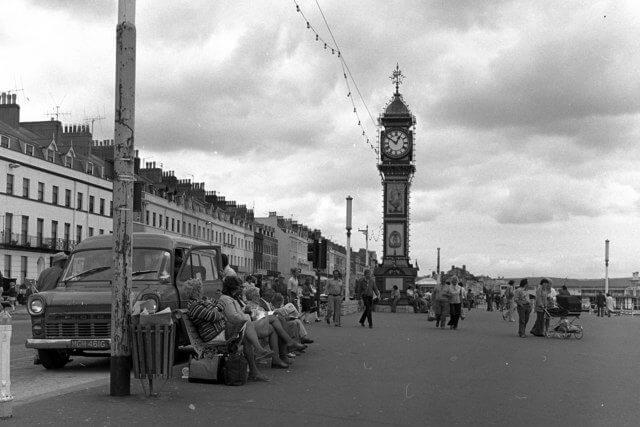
[390,63,405,95]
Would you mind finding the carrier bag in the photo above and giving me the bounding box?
[223,353,249,386]
[188,353,225,383]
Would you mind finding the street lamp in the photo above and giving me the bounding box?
[345,196,352,299]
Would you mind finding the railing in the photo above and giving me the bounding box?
[0,231,76,252]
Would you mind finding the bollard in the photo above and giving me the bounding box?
[0,309,13,418]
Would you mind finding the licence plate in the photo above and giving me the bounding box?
[70,339,110,349]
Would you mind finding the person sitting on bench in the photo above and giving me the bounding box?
[185,279,272,382]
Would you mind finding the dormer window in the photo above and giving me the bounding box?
[47,149,55,162]
[86,162,94,175]
[65,155,73,168]
[0,135,8,148]
[25,144,34,156]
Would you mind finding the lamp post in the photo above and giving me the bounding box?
[605,239,610,294]
[437,247,441,285]
[345,196,352,299]
[358,225,369,268]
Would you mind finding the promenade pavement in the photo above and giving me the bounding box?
[6,308,640,426]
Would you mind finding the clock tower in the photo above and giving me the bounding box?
[374,64,419,294]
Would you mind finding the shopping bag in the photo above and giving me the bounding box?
[188,353,225,383]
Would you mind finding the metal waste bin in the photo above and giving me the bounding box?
[130,321,175,396]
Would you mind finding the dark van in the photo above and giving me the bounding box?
[25,232,222,369]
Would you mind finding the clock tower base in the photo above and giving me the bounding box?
[373,261,419,297]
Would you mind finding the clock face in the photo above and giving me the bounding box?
[382,129,410,158]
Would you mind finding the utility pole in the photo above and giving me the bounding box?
[345,196,353,299]
[111,0,136,397]
[358,225,369,268]
[605,239,610,294]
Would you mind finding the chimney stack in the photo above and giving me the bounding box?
[0,92,20,128]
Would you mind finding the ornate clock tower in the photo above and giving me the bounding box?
[374,65,419,294]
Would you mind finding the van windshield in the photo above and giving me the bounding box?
[62,249,171,283]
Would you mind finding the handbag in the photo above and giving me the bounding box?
[223,353,249,386]
[188,353,225,383]
[427,310,436,322]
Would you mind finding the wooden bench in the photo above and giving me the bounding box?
[174,309,243,359]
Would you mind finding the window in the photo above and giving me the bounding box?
[21,256,27,281]
[25,144,34,156]
[89,196,95,213]
[0,135,9,148]
[37,182,44,201]
[182,221,185,234]
[110,201,113,217]
[21,215,28,245]
[88,227,94,237]
[177,221,181,234]
[188,223,191,236]
[21,178,29,198]
[51,221,58,245]
[76,225,82,243]
[37,218,43,246]
[152,213,156,227]
[171,218,175,231]
[64,223,71,247]
[100,198,105,215]
[165,216,169,230]
[146,210,150,225]
[159,215,163,228]
[52,186,59,205]
[47,149,55,162]
[3,255,11,277]
[65,189,71,207]
[6,174,14,195]
[99,229,104,235]
[86,162,94,175]
[77,192,83,210]
[65,155,73,168]
[3,213,12,243]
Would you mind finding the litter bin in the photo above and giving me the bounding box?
[130,312,175,396]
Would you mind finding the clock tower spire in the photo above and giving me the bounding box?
[374,65,419,296]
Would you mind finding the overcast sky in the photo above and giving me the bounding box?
[2,0,639,278]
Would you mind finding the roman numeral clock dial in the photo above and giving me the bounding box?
[382,130,410,158]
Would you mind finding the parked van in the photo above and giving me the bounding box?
[25,233,222,369]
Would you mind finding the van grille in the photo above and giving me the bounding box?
[43,313,111,339]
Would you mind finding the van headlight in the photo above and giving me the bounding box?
[28,297,45,315]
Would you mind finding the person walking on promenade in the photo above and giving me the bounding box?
[503,280,516,322]
[300,277,313,324]
[448,277,464,330]
[287,268,301,310]
[484,286,494,311]
[605,293,616,317]
[530,278,553,337]
[390,285,400,313]
[595,291,606,317]
[514,279,531,337]
[433,280,452,329]
[325,269,344,326]
[359,269,380,328]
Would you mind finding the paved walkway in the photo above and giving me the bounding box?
[6,309,639,426]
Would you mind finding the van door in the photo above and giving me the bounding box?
[176,245,223,308]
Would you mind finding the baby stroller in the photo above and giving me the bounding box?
[544,295,583,339]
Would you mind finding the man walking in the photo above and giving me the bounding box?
[432,279,452,329]
[595,291,606,317]
[325,269,344,326]
[503,280,516,322]
[36,252,68,292]
[358,269,379,328]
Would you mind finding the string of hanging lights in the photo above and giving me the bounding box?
[291,0,380,159]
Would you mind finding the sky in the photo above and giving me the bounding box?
[1,0,640,279]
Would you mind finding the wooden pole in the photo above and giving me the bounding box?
[345,196,352,299]
[111,0,136,397]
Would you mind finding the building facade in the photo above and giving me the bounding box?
[1,94,113,284]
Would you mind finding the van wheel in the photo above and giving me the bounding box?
[38,349,70,369]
